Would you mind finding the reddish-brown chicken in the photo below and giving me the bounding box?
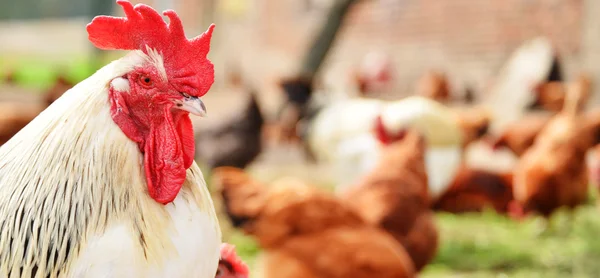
[495,74,593,157]
[511,81,595,222]
[432,166,514,214]
[343,128,437,271]
[530,73,592,112]
[215,167,416,278]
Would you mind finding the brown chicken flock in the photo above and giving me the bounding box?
[214,129,431,277]
[198,62,600,277]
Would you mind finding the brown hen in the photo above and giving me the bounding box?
[214,167,415,278]
[432,166,514,214]
[512,81,595,221]
[343,128,437,271]
[530,73,592,113]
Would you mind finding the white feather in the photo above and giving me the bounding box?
[425,146,462,200]
[70,184,221,278]
[484,37,553,134]
[110,77,130,93]
[333,133,381,193]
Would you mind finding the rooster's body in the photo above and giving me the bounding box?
[0,2,221,277]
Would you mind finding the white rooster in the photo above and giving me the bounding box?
[0,1,221,277]
[308,96,465,199]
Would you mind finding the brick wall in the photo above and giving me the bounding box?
[334,0,583,97]
[213,0,590,105]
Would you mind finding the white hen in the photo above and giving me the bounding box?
[307,96,463,199]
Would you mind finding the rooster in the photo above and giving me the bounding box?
[0,1,221,277]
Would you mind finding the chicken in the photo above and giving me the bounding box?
[309,97,468,194]
[0,1,221,276]
[214,167,416,278]
[398,212,438,271]
[0,75,73,146]
[511,80,595,223]
[432,166,514,214]
[483,37,555,135]
[217,243,249,278]
[194,70,264,170]
[529,73,592,112]
[487,112,552,156]
[416,70,450,103]
[343,128,437,271]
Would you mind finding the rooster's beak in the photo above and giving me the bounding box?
[174,96,207,117]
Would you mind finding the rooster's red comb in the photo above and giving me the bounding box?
[86,0,215,97]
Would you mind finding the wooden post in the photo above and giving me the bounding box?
[299,0,359,79]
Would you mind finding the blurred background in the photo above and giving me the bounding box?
[3,0,600,277]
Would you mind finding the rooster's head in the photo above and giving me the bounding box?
[87,0,215,204]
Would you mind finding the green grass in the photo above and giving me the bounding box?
[0,55,110,90]
[424,207,600,277]
[223,200,600,277]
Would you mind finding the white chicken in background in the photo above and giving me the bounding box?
[308,96,464,200]
[465,37,555,173]
[0,1,221,277]
[304,38,554,199]
[484,37,554,134]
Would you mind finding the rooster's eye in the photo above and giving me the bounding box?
[139,75,153,87]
